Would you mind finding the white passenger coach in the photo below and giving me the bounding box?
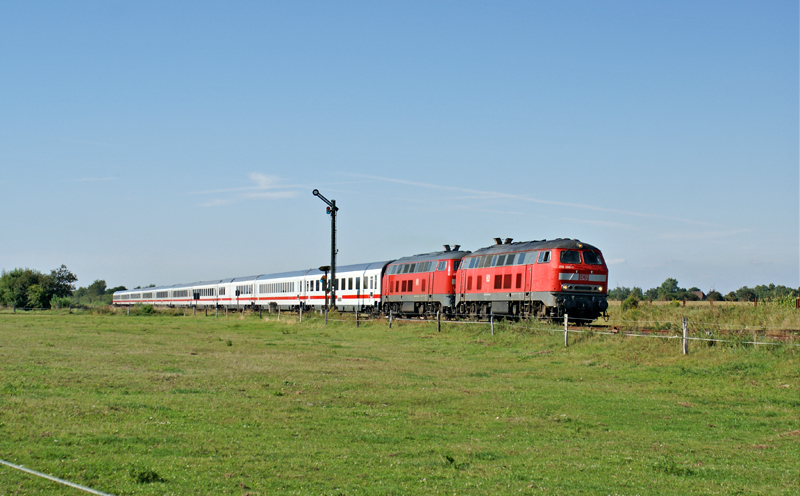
[112,261,389,313]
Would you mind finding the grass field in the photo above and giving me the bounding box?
[0,310,797,495]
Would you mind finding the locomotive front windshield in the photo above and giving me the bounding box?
[560,250,582,264]
[582,251,604,265]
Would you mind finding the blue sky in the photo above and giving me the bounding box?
[1,1,797,293]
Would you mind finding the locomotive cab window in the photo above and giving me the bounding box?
[583,251,603,265]
[560,250,581,264]
[537,251,551,263]
[437,261,446,271]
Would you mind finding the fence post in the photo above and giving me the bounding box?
[127,306,129,316]
[564,314,569,347]
[796,297,799,310]
[754,297,757,308]
[205,307,208,317]
[226,306,228,318]
[389,310,392,329]
[278,307,281,321]
[356,309,359,328]
[325,306,328,325]
[490,313,495,335]
[682,317,688,355]
[183,308,186,317]
[216,306,218,319]
[300,305,303,324]
[437,310,441,332]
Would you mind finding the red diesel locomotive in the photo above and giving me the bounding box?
[454,238,608,320]
[379,238,608,321]
[381,245,469,316]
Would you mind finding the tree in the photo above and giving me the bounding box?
[707,290,722,301]
[0,268,44,308]
[736,287,757,302]
[607,286,631,301]
[657,278,681,300]
[87,280,107,299]
[0,265,76,309]
[45,265,77,298]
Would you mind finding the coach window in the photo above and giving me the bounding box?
[506,254,516,266]
[356,277,360,290]
[538,251,551,263]
[560,250,581,264]
[517,253,526,265]
[495,255,505,266]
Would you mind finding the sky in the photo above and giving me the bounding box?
[1,1,797,294]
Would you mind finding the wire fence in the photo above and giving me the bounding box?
[0,459,115,496]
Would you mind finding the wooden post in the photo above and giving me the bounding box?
[437,310,441,332]
[205,307,208,317]
[325,306,328,325]
[796,297,799,310]
[490,314,495,335]
[564,314,569,347]
[216,306,218,319]
[225,306,228,318]
[388,310,392,329]
[183,308,186,317]
[356,309,359,328]
[300,305,303,324]
[127,306,129,316]
[278,307,281,321]
[682,317,688,355]
[754,297,757,308]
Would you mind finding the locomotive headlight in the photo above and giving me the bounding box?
[598,286,603,292]
[561,284,568,291]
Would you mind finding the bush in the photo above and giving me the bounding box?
[621,295,639,311]
[135,304,155,315]
[49,296,72,309]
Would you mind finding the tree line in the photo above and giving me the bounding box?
[608,278,799,302]
[0,265,125,309]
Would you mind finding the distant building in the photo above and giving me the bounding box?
[692,290,705,300]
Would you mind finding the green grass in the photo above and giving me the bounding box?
[0,310,797,495]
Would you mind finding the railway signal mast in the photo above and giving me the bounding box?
[312,189,338,310]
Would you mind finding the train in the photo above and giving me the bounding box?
[113,237,609,321]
